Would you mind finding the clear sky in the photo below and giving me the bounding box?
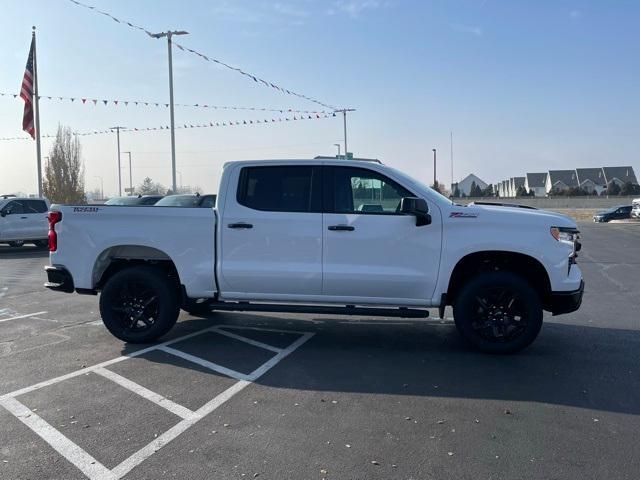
[1,0,638,196]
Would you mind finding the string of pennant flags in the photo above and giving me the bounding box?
[0,111,336,141]
[66,0,336,111]
[0,91,328,114]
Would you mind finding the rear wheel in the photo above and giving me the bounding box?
[34,240,48,249]
[453,271,543,354]
[8,241,24,248]
[99,266,179,343]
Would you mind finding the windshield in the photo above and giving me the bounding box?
[154,195,201,207]
[105,196,145,205]
[384,165,454,205]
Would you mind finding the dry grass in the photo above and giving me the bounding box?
[547,208,598,222]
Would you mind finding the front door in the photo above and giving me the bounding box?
[0,200,28,241]
[219,165,323,300]
[23,199,49,239]
[322,166,442,305]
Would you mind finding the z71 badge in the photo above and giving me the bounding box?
[450,211,478,218]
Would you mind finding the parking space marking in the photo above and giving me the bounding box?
[0,311,48,323]
[0,324,314,480]
[159,345,252,381]
[210,326,283,353]
[0,396,116,480]
[94,367,196,420]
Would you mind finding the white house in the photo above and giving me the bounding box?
[575,168,606,195]
[525,173,547,197]
[546,170,578,194]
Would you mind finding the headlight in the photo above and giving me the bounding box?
[551,226,580,256]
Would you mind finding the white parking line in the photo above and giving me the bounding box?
[0,396,116,480]
[212,326,283,353]
[159,345,252,381]
[0,311,48,323]
[0,324,314,480]
[94,367,196,420]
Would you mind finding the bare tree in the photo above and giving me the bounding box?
[43,125,86,204]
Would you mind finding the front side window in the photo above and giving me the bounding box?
[331,167,413,214]
[238,166,317,212]
[3,201,25,215]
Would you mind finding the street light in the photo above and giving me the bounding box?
[149,29,189,194]
[176,170,183,192]
[109,126,126,196]
[123,151,133,195]
[93,175,104,200]
[334,143,341,159]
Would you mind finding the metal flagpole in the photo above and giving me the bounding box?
[340,109,355,159]
[110,126,125,196]
[32,26,43,197]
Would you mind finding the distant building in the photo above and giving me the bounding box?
[451,173,488,197]
[602,166,638,187]
[525,173,547,197]
[546,170,579,194]
[576,168,606,195]
[512,177,526,196]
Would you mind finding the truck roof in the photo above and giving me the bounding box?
[223,158,384,169]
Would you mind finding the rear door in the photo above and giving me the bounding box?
[24,199,49,239]
[219,165,323,299]
[322,165,441,304]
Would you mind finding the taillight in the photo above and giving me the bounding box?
[48,211,62,252]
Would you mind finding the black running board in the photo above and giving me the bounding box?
[206,301,429,318]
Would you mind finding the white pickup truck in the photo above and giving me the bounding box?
[44,159,584,353]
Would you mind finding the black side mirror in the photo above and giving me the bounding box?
[400,197,431,226]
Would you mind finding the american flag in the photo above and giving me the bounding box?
[20,37,35,139]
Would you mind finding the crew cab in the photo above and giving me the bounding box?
[44,159,584,353]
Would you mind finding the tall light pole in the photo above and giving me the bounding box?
[337,109,355,159]
[176,170,183,192]
[93,175,103,200]
[123,151,133,194]
[110,126,125,196]
[432,148,437,188]
[334,143,341,159]
[450,132,453,193]
[150,29,189,194]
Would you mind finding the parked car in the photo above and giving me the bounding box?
[104,195,163,206]
[0,196,50,247]
[154,193,216,208]
[44,159,584,354]
[593,205,632,223]
[632,199,640,219]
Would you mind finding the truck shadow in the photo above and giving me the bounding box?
[121,312,640,416]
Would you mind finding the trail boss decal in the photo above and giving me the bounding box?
[449,211,478,218]
[72,207,101,213]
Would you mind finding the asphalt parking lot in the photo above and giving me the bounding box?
[1,222,639,480]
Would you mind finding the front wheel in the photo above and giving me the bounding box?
[453,271,543,354]
[99,266,180,343]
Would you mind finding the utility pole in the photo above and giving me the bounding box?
[150,29,189,193]
[334,143,341,159]
[432,148,437,189]
[109,126,125,196]
[450,132,453,193]
[31,27,43,197]
[337,109,355,159]
[123,151,133,194]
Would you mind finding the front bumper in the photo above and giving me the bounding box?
[44,265,74,293]
[550,280,584,315]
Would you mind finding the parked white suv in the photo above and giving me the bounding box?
[632,198,640,219]
[0,196,50,248]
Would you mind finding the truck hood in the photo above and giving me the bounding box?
[447,203,578,229]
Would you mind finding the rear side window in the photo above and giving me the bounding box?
[237,166,319,212]
[25,200,48,213]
